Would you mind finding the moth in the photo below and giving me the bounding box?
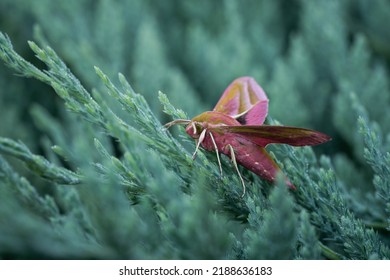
[165,77,331,196]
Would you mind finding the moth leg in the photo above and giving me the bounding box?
[227,144,246,197]
[191,122,197,135]
[192,128,207,160]
[208,132,223,177]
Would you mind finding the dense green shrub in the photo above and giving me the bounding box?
[0,0,389,259]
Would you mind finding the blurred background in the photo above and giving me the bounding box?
[1,0,390,259]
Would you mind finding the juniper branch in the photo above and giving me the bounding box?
[0,137,81,185]
[276,144,390,259]
[0,155,60,219]
[357,114,390,231]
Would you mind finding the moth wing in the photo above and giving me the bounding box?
[218,125,331,147]
[213,77,268,125]
[253,146,296,189]
[231,138,295,189]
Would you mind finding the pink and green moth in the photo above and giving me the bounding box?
[165,77,331,196]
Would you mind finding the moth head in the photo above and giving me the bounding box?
[185,121,204,139]
[164,119,204,139]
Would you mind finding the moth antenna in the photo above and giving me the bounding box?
[192,128,207,160]
[227,144,246,197]
[164,119,190,129]
[209,132,222,176]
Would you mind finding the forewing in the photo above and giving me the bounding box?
[219,125,332,147]
[213,77,268,125]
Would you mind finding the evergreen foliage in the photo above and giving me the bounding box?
[0,0,389,259]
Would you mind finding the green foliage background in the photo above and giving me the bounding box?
[1,0,390,259]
